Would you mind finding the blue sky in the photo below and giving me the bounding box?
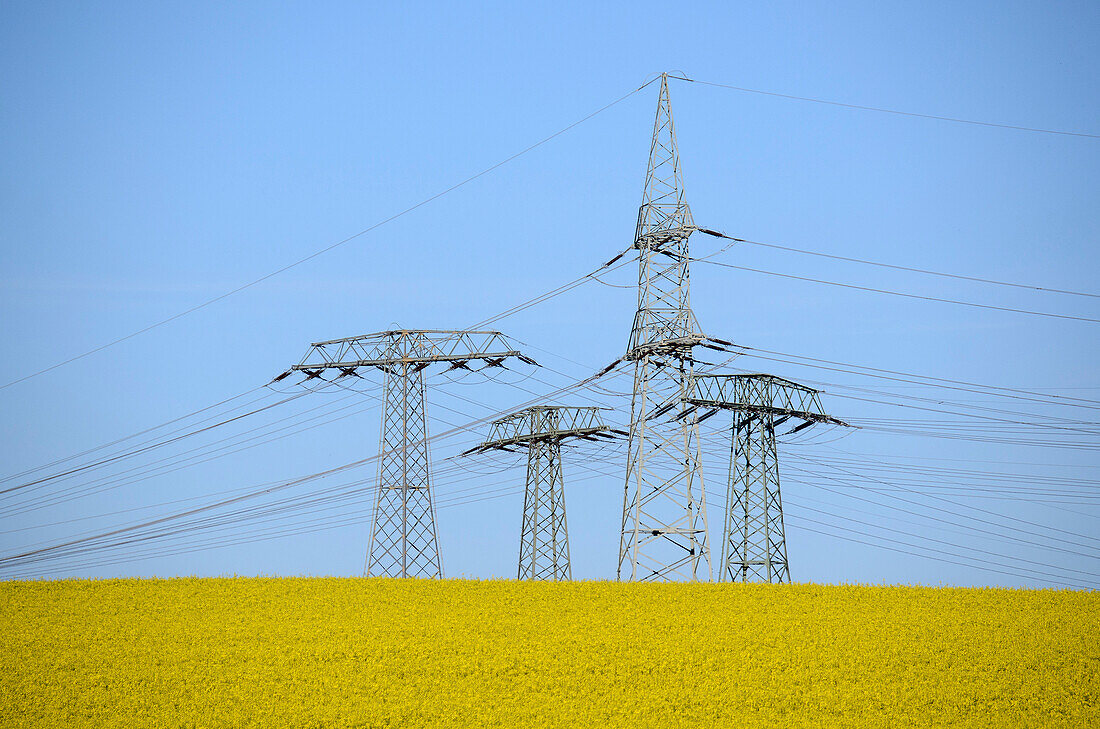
[1,2,1098,586]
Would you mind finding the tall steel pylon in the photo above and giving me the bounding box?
[287,329,534,578]
[684,374,848,583]
[466,407,618,580]
[619,73,710,581]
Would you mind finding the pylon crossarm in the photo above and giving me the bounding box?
[281,328,535,580]
[465,406,618,456]
[465,428,612,456]
[287,329,532,376]
[685,373,849,427]
[688,403,846,429]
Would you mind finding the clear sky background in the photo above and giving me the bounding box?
[1,2,1098,587]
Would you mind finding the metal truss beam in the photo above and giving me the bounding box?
[685,373,847,583]
[620,73,710,582]
[289,329,533,375]
[472,406,614,581]
[288,329,531,578]
[685,374,849,428]
[465,405,622,455]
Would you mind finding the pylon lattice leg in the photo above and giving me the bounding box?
[620,356,709,581]
[619,75,709,582]
[365,364,442,578]
[518,438,570,580]
[722,412,789,583]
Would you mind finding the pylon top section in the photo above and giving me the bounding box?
[635,73,695,248]
[464,406,622,455]
[685,373,849,428]
[624,74,703,359]
[280,329,536,380]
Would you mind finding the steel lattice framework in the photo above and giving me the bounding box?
[467,407,619,581]
[685,374,848,583]
[290,329,532,578]
[619,74,710,582]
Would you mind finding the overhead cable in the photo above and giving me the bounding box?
[672,75,1100,139]
[0,79,657,392]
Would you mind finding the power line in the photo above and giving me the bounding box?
[696,429,1100,496]
[694,229,1100,299]
[6,328,1093,575]
[0,391,310,498]
[694,258,1100,324]
[793,457,1100,495]
[786,514,1091,590]
[10,347,1091,580]
[467,247,637,331]
[853,424,1100,451]
[721,358,1100,431]
[0,385,271,486]
[1,366,532,523]
[2,365,627,544]
[783,497,1098,584]
[807,385,1100,436]
[707,340,1100,409]
[700,473,1097,589]
[8,362,1092,585]
[0,356,628,572]
[672,75,1100,140]
[792,454,1100,554]
[2,387,627,575]
[0,274,636,562]
[6,68,1096,588]
[0,392,374,520]
[0,238,636,513]
[0,79,656,393]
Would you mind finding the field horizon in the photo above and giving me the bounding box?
[3,574,1097,589]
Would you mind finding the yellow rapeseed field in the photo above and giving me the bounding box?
[1,578,1096,727]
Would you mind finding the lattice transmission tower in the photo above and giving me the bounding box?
[466,407,618,580]
[287,329,533,578]
[685,373,848,582]
[619,73,711,582]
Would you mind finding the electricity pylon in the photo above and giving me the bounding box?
[685,374,848,583]
[286,329,534,578]
[619,73,710,582]
[465,407,619,580]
